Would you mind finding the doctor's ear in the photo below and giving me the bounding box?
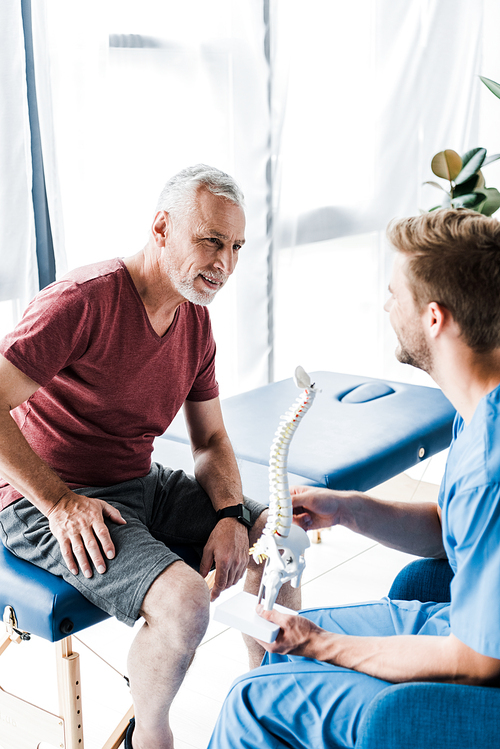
[427,301,450,339]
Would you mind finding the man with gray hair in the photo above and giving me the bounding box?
[0,165,275,749]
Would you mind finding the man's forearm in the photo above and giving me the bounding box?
[261,609,500,685]
[306,629,500,686]
[192,432,244,511]
[0,408,125,577]
[293,486,445,558]
[340,493,446,558]
[0,356,70,513]
[0,409,71,514]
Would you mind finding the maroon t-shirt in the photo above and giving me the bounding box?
[0,258,219,509]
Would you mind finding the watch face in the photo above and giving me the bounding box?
[241,505,252,526]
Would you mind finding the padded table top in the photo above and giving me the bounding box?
[162,371,456,491]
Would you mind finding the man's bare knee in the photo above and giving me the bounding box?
[140,561,210,641]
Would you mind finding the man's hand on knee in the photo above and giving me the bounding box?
[47,491,126,578]
[200,518,251,601]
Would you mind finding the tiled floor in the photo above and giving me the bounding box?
[0,471,440,749]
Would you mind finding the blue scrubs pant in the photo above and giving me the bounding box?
[208,599,449,749]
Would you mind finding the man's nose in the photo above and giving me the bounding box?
[215,247,237,275]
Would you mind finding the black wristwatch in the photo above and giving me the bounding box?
[216,503,253,528]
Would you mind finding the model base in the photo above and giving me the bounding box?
[213,591,297,643]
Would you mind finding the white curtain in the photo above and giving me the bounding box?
[4,0,500,395]
[271,0,485,244]
[39,0,272,397]
[270,0,500,387]
[0,0,38,334]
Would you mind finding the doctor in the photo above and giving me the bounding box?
[208,208,500,749]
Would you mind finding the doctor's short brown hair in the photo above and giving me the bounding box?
[387,209,500,353]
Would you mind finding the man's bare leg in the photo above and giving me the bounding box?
[243,511,302,668]
[127,561,210,749]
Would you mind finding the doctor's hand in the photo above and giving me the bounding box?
[256,605,331,659]
[199,517,250,601]
[46,491,126,579]
[290,485,347,531]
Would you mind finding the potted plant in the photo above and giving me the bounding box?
[424,75,500,216]
[425,147,500,215]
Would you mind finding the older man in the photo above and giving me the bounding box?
[208,208,500,749]
[0,165,274,749]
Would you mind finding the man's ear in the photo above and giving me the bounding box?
[427,301,448,340]
[151,210,171,247]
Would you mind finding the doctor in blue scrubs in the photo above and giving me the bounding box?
[208,208,500,749]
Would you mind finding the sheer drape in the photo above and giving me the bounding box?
[271,0,498,386]
[40,0,272,397]
[0,0,64,336]
[3,0,500,394]
[0,1,38,333]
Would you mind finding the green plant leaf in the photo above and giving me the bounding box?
[423,180,449,193]
[483,153,500,167]
[480,76,500,100]
[431,150,462,181]
[453,173,479,197]
[455,148,486,185]
[478,187,500,216]
[475,199,488,214]
[451,192,485,209]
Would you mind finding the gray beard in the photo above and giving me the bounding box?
[175,277,216,306]
[165,264,225,306]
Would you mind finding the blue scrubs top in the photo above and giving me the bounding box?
[207,386,500,749]
[438,383,500,658]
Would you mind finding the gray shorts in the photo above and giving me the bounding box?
[0,462,266,626]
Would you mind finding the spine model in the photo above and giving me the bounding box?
[251,366,319,610]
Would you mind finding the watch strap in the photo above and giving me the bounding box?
[215,503,253,528]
